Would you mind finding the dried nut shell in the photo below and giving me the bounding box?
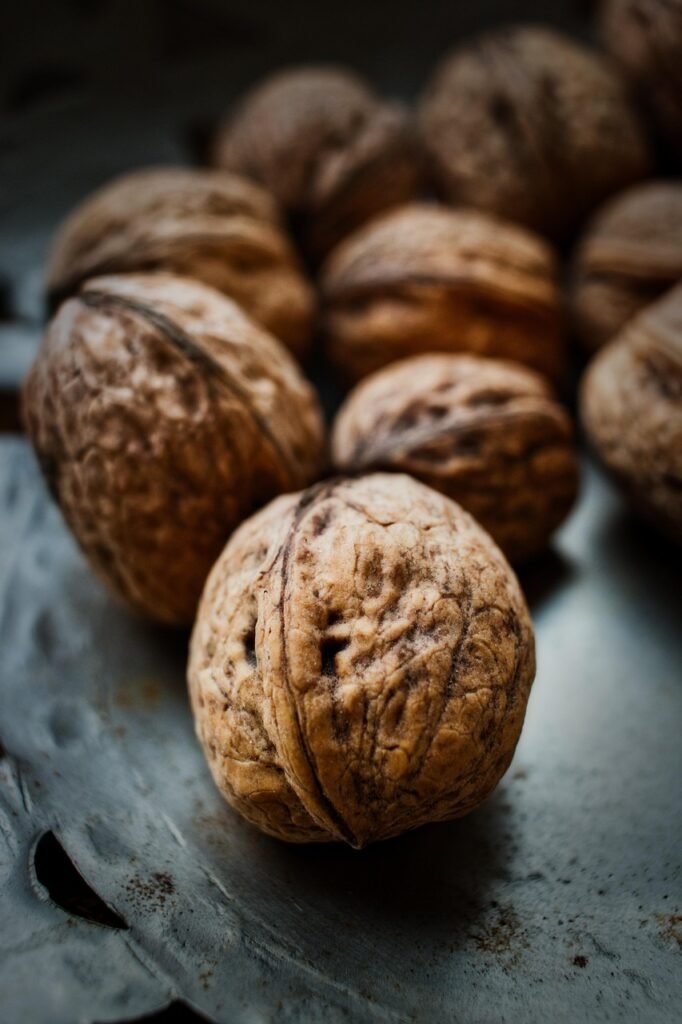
[189,473,535,847]
[46,167,315,358]
[571,182,682,352]
[581,284,682,542]
[23,273,326,625]
[418,25,651,238]
[332,354,579,563]
[320,203,564,384]
[213,65,423,258]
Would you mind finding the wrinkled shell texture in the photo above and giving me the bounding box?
[23,273,325,625]
[581,284,682,542]
[332,355,579,563]
[601,0,682,157]
[46,167,315,357]
[418,25,651,237]
[571,181,682,352]
[321,203,564,383]
[189,473,535,847]
[213,66,423,257]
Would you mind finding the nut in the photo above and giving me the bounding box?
[581,284,682,542]
[23,273,326,625]
[418,24,651,238]
[332,354,579,563]
[212,65,423,258]
[571,181,682,352]
[189,473,535,846]
[46,167,315,358]
[320,202,564,384]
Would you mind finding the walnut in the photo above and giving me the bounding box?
[332,354,578,564]
[417,25,651,238]
[581,284,682,542]
[320,202,564,384]
[23,273,326,625]
[46,167,315,358]
[570,181,682,352]
[212,65,423,259]
[189,473,535,847]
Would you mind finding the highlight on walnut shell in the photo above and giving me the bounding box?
[320,202,564,384]
[22,273,326,625]
[580,284,682,543]
[46,167,315,358]
[212,65,424,259]
[418,24,651,239]
[570,181,682,352]
[332,354,579,564]
[189,473,536,847]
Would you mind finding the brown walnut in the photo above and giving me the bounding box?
[581,284,682,542]
[332,354,579,563]
[320,202,564,384]
[189,473,535,847]
[571,181,682,352]
[46,167,315,358]
[418,25,651,238]
[212,65,423,259]
[23,273,326,625]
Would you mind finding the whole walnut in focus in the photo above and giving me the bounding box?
[46,167,315,358]
[332,355,578,563]
[23,274,325,625]
[189,473,535,846]
[571,182,682,352]
[600,0,682,160]
[212,65,423,259]
[581,284,682,542]
[418,25,651,238]
[320,203,564,384]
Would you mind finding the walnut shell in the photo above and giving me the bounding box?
[581,284,682,542]
[23,273,326,625]
[418,25,651,238]
[212,65,423,258]
[320,203,564,384]
[189,473,535,847]
[332,355,579,563]
[46,167,315,358]
[571,181,682,352]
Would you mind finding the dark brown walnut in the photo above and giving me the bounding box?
[418,24,651,238]
[46,167,315,358]
[571,181,682,352]
[332,355,579,563]
[600,0,682,160]
[212,65,423,259]
[189,473,535,846]
[23,273,326,625]
[320,203,564,384]
[581,284,682,542]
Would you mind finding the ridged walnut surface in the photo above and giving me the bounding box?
[23,273,326,625]
[213,65,423,258]
[571,182,682,352]
[418,25,650,238]
[581,284,682,543]
[46,167,315,358]
[189,473,536,848]
[321,203,564,383]
[332,355,578,564]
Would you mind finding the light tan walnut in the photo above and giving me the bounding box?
[189,473,535,847]
[46,167,315,358]
[23,273,326,625]
[320,203,564,384]
[332,355,579,563]
[581,284,682,542]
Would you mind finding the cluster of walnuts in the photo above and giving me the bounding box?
[24,11,682,848]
